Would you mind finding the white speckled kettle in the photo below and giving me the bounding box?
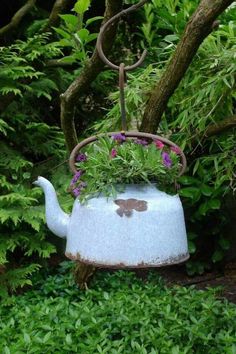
[33,132,189,268]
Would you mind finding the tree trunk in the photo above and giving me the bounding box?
[140,0,235,133]
[0,0,36,42]
[60,0,123,152]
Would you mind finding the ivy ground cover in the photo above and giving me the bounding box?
[0,263,236,353]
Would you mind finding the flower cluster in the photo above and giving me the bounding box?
[70,135,182,200]
[111,133,126,143]
[70,154,87,197]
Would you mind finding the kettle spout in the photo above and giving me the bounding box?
[33,176,70,239]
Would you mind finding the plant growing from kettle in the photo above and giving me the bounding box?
[69,133,182,201]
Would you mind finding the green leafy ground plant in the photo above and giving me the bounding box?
[0,263,236,353]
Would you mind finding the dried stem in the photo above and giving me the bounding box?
[204,114,236,138]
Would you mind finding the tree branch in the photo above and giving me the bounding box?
[60,0,123,152]
[0,0,36,40]
[43,0,74,32]
[140,0,235,133]
[204,114,236,138]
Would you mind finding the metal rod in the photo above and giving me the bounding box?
[119,63,127,131]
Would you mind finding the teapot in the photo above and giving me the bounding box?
[33,132,189,268]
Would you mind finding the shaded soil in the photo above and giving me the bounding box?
[151,262,236,304]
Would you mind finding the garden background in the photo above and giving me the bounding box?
[0,0,236,351]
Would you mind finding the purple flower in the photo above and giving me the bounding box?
[111,133,126,143]
[72,188,81,197]
[111,148,117,158]
[70,170,83,185]
[72,181,87,197]
[76,153,87,162]
[79,181,87,189]
[135,139,148,146]
[162,152,172,168]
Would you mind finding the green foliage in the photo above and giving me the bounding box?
[93,3,236,274]
[0,264,236,353]
[0,33,69,295]
[71,136,181,201]
[0,0,235,293]
[92,65,159,132]
[168,19,236,273]
[0,34,61,97]
[52,0,103,64]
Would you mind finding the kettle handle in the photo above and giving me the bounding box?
[69,131,187,176]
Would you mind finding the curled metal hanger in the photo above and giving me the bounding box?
[96,0,149,130]
[96,0,148,72]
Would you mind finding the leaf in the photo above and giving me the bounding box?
[23,332,31,344]
[218,238,230,251]
[77,28,89,41]
[178,176,199,185]
[86,33,98,43]
[65,333,72,344]
[103,291,109,300]
[164,34,179,42]
[74,0,90,14]
[58,56,77,64]
[212,250,224,263]
[208,199,221,209]
[60,14,78,29]
[193,159,200,175]
[200,184,213,196]
[43,332,52,343]
[53,27,71,39]
[179,187,201,201]
[188,241,196,254]
[86,16,103,26]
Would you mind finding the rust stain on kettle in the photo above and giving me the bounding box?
[114,198,148,217]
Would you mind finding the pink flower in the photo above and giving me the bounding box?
[170,146,181,154]
[154,140,164,149]
[111,148,117,158]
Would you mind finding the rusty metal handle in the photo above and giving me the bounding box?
[96,0,148,71]
[69,131,187,176]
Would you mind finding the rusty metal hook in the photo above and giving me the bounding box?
[96,0,148,71]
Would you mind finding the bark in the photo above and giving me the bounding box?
[45,59,76,68]
[60,0,123,152]
[0,0,36,40]
[140,0,235,133]
[204,114,236,138]
[43,0,74,32]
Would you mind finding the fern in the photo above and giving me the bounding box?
[0,32,68,297]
